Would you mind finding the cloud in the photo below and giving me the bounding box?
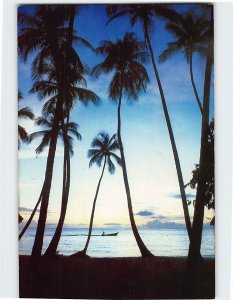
[150,215,166,220]
[136,210,154,217]
[19,207,53,214]
[104,223,122,226]
[141,219,185,229]
[169,193,196,200]
[19,206,39,213]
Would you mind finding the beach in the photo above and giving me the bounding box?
[19,255,215,299]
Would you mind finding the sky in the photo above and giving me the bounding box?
[18,4,214,231]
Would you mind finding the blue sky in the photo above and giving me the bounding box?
[18,4,214,229]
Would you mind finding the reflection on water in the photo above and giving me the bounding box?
[19,227,215,257]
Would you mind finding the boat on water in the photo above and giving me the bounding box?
[101,232,119,236]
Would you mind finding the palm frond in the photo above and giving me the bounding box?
[28,130,51,143]
[34,117,53,128]
[67,128,82,141]
[72,35,95,51]
[107,156,116,174]
[35,133,51,155]
[89,153,103,168]
[88,148,102,159]
[159,43,182,63]
[18,107,34,120]
[71,87,100,105]
[18,125,28,143]
[109,152,122,167]
[30,80,58,99]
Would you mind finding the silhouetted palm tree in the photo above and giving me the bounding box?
[93,32,153,257]
[18,91,34,147]
[187,5,214,263]
[72,132,121,257]
[19,115,81,241]
[159,13,207,113]
[44,115,81,256]
[18,6,98,258]
[107,4,192,240]
[182,6,214,297]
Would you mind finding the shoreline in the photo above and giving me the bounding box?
[19,255,215,299]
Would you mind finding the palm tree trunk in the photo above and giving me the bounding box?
[190,54,203,114]
[31,116,61,259]
[71,157,106,256]
[83,157,106,254]
[19,181,46,240]
[31,5,76,257]
[188,49,213,261]
[31,52,64,259]
[182,37,213,300]
[117,80,153,257]
[44,144,69,256]
[42,9,76,257]
[190,54,214,144]
[145,28,192,240]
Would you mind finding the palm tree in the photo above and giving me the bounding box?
[18,91,34,147]
[26,71,98,253]
[107,4,192,240]
[44,115,81,257]
[159,13,207,114]
[93,32,153,257]
[182,6,214,297]
[72,132,121,257]
[19,114,81,241]
[18,6,98,258]
[187,5,214,263]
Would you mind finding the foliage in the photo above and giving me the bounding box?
[186,119,214,212]
[28,115,81,156]
[159,13,208,63]
[88,132,121,174]
[93,32,149,101]
[18,91,34,147]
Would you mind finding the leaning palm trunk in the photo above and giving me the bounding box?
[82,157,106,254]
[31,68,64,259]
[117,82,153,257]
[144,27,192,240]
[19,181,45,240]
[31,117,61,258]
[190,54,203,114]
[44,143,70,256]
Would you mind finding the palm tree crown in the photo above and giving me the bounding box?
[18,5,93,65]
[29,115,81,156]
[159,13,208,114]
[88,132,121,174]
[92,32,149,100]
[107,4,178,36]
[159,13,207,63]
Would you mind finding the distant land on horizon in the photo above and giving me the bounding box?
[19,221,213,230]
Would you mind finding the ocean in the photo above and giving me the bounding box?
[19,227,215,257]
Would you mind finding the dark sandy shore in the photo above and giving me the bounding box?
[19,255,214,299]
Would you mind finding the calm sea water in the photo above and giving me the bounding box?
[19,227,214,257]
[19,228,214,257]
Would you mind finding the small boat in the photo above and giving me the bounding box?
[101,232,119,236]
